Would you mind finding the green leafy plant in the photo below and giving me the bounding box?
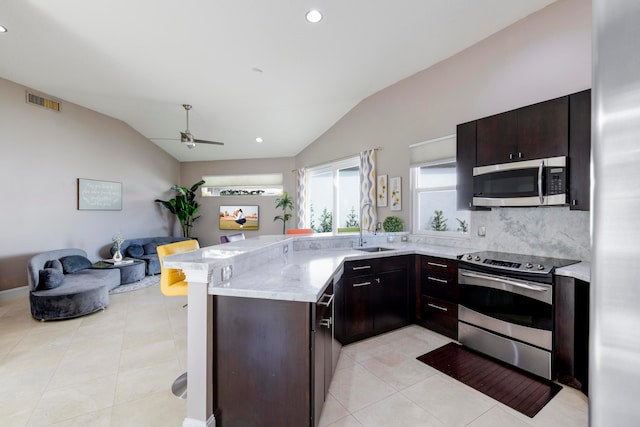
[344,206,359,228]
[155,179,205,238]
[382,216,403,232]
[317,208,333,232]
[274,191,294,234]
[431,210,448,231]
[456,218,468,233]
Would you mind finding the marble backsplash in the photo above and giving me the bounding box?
[410,206,591,261]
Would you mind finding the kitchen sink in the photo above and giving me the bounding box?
[356,246,394,253]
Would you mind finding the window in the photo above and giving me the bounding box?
[307,157,360,232]
[410,135,469,236]
[200,173,283,197]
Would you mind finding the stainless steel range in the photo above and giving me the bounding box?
[457,251,579,379]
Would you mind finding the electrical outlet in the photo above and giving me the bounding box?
[478,226,486,237]
[221,265,232,281]
[401,235,408,242]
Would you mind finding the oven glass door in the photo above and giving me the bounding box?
[458,270,552,332]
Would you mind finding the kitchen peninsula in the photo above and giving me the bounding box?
[163,234,589,427]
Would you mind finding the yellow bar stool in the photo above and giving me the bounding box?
[157,239,200,398]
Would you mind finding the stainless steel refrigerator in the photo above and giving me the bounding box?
[592,0,640,425]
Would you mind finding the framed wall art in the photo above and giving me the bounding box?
[219,205,259,230]
[390,176,402,211]
[377,174,388,207]
[77,178,122,211]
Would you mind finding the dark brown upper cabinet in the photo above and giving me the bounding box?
[476,96,569,166]
[568,89,591,211]
[457,120,477,210]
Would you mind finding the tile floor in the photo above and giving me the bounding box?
[0,285,588,426]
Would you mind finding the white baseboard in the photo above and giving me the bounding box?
[0,285,29,302]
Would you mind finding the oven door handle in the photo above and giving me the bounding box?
[460,271,549,292]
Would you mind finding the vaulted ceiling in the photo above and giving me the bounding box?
[0,0,556,162]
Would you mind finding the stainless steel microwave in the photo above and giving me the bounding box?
[473,156,567,207]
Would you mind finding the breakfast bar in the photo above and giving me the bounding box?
[163,234,588,427]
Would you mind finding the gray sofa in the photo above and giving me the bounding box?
[110,236,190,275]
[28,248,121,321]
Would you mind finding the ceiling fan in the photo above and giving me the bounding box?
[158,104,225,149]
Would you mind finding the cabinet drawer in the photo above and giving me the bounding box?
[422,256,457,277]
[422,256,458,301]
[343,260,376,277]
[421,296,458,340]
[378,255,408,273]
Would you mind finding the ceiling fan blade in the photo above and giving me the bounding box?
[193,138,224,146]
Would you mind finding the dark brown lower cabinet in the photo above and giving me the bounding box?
[213,289,336,427]
[421,295,458,339]
[336,256,409,344]
[554,276,590,395]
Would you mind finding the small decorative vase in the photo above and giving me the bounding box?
[113,249,123,263]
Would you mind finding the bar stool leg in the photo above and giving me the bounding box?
[172,372,187,399]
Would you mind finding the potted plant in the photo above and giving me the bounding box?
[155,179,205,238]
[273,191,294,234]
[382,215,403,232]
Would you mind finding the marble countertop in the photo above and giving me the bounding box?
[555,261,591,283]
[163,234,591,303]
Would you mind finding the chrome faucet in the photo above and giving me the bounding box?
[359,202,375,247]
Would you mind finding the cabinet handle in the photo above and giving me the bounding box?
[320,318,332,328]
[518,152,523,159]
[427,303,448,312]
[427,261,448,268]
[427,276,448,284]
[353,281,371,287]
[318,293,334,306]
[352,265,372,271]
[572,199,577,206]
[509,153,514,160]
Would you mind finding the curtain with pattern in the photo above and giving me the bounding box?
[359,149,377,232]
[295,168,307,228]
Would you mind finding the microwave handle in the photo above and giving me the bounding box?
[538,160,544,204]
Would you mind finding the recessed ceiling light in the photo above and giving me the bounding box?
[305,9,322,23]
[256,137,263,143]
[0,25,7,33]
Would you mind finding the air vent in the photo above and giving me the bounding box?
[25,91,60,112]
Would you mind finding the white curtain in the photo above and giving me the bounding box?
[295,168,307,228]
[359,149,377,232]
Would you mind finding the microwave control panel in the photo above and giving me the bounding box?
[547,167,566,195]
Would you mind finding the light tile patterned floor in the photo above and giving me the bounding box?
[0,286,588,426]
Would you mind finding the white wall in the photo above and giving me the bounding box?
[294,0,592,258]
[0,77,181,291]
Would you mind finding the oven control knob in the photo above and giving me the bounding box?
[525,263,533,269]
[474,256,481,261]
[537,264,545,270]
[466,255,472,260]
